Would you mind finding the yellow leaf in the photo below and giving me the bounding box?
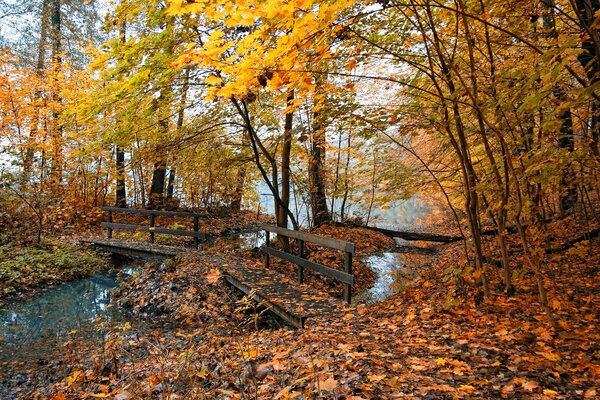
[66,370,82,387]
[543,389,559,397]
[367,374,386,382]
[205,75,222,86]
[243,348,258,359]
[459,384,476,392]
[269,73,284,90]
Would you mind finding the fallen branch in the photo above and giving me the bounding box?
[367,226,462,242]
[547,228,600,253]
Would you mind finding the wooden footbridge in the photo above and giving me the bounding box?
[82,207,355,328]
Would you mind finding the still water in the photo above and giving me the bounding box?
[0,270,129,364]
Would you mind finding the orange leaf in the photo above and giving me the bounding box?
[522,381,539,392]
[346,59,356,71]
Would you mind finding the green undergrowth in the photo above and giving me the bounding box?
[0,241,108,301]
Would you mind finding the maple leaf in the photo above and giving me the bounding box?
[367,374,386,382]
[522,381,539,392]
[320,377,339,391]
[459,384,476,392]
[205,268,222,284]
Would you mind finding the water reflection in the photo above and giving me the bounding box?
[357,252,407,303]
[237,230,268,249]
[0,271,126,363]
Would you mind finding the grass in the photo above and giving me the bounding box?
[0,240,108,301]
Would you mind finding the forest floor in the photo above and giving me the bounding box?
[2,212,598,399]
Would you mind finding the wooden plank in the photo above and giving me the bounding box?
[262,225,355,253]
[92,244,170,260]
[100,222,205,238]
[101,206,206,218]
[82,238,186,258]
[224,275,305,329]
[261,245,354,285]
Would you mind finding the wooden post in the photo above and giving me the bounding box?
[298,239,305,283]
[344,251,352,304]
[150,214,155,243]
[107,210,113,239]
[264,230,270,268]
[193,216,199,249]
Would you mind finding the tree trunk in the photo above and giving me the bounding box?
[49,0,63,188]
[309,109,331,227]
[115,146,127,207]
[22,0,50,186]
[276,92,294,250]
[115,22,127,208]
[542,1,579,215]
[278,91,294,230]
[573,0,600,159]
[149,160,167,209]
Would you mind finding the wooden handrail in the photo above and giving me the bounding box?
[261,224,355,304]
[100,222,206,239]
[262,224,355,253]
[101,206,206,218]
[101,207,205,248]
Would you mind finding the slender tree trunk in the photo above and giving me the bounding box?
[423,4,488,297]
[230,98,299,229]
[22,0,50,186]
[278,91,294,229]
[277,91,294,250]
[330,129,344,220]
[573,0,600,159]
[149,158,167,209]
[309,108,331,227]
[166,168,176,198]
[115,23,127,208]
[49,0,63,188]
[115,146,127,207]
[231,133,249,211]
[541,1,579,215]
[340,134,351,221]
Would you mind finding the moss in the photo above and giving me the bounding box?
[0,240,108,301]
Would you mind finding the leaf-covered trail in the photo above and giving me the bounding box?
[24,227,600,399]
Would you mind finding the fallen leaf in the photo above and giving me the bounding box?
[522,381,539,392]
[320,377,338,391]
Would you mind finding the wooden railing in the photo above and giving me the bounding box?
[101,207,206,248]
[261,225,355,304]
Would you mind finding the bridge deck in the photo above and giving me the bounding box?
[222,261,344,328]
[82,237,193,259]
[82,238,346,328]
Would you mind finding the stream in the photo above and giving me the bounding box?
[0,267,139,397]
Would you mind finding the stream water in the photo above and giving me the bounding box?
[0,270,130,364]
